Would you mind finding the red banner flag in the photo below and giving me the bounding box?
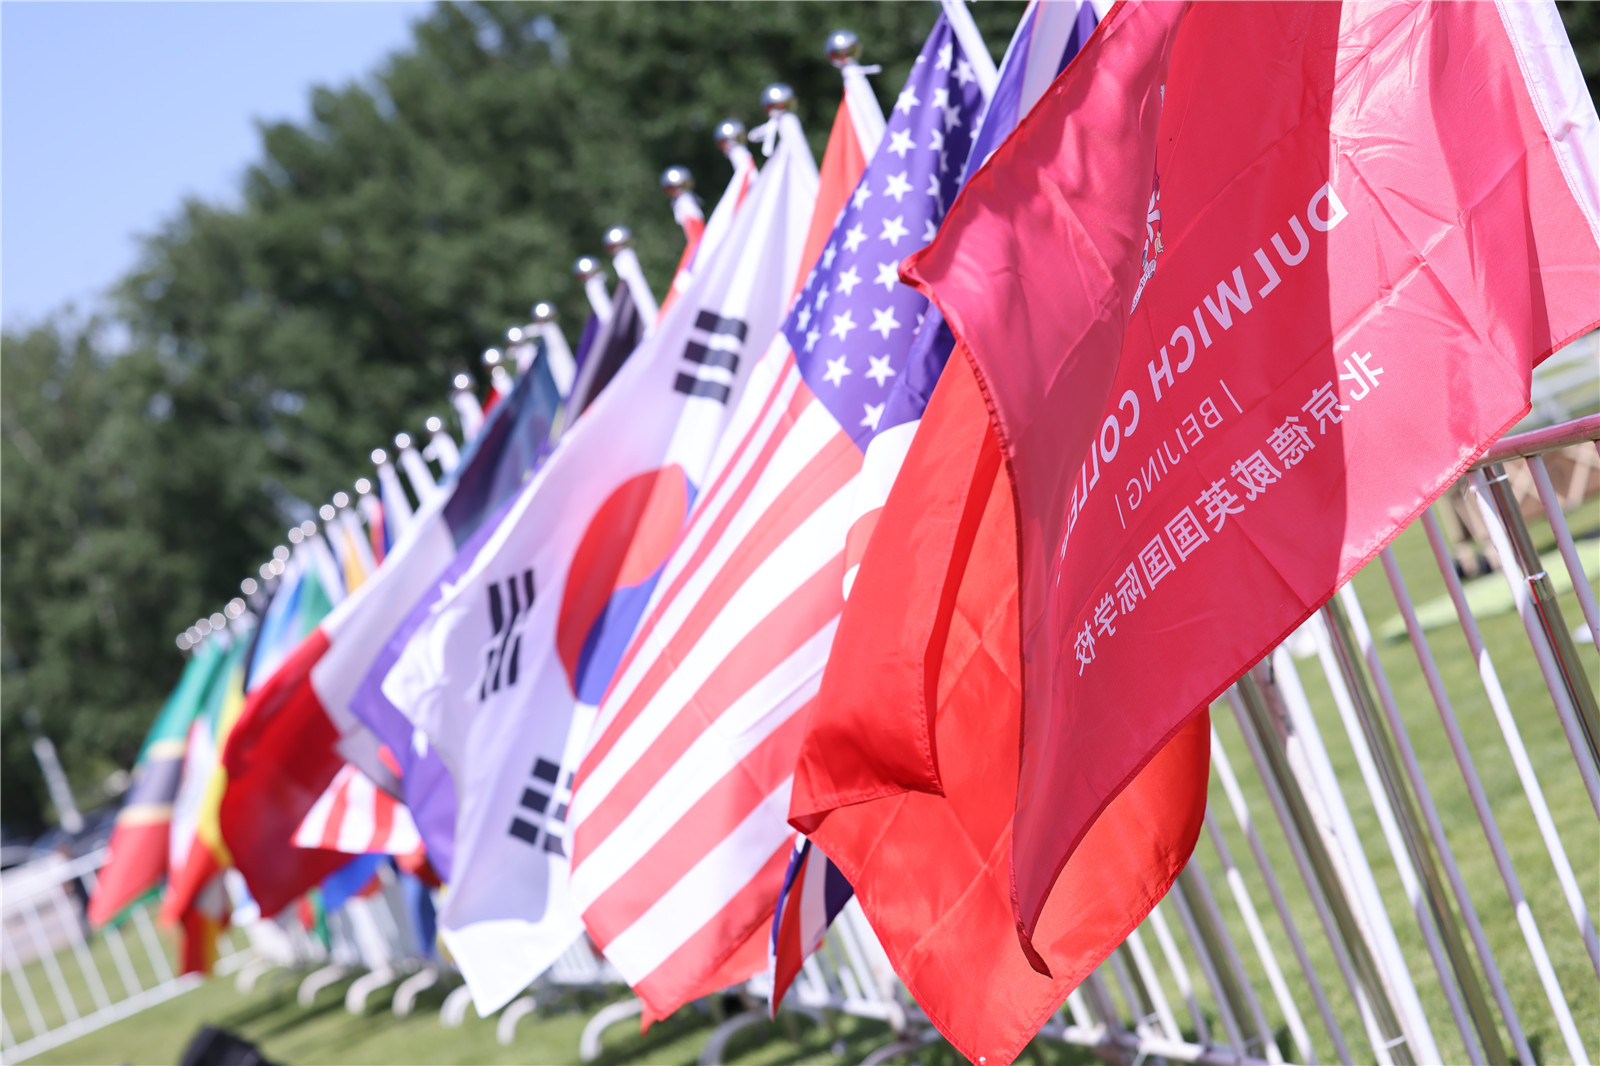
[903,0,1598,959]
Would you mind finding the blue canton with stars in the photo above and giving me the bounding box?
[781,15,986,451]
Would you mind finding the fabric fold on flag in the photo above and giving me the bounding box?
[569,13,991,1023]
[382,108,820,1015]
[900,0,1600,958]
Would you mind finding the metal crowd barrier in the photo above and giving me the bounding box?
[0,848,253,1062]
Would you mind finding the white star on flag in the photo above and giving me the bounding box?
[875,261,900,292]
[830,309,858,341]
[861,401,885,431]
[836,264,862,297]
[942,100,963,130]
[796,304,812,330]
[822,243,837,270]
[923,218,939,242]
[933,87,950,111]
[936,41,952,70]
[926,173,941,198]
[895,85,920,115]
[804,327,821,352]
[880,215,909,246]
[843,223,868,254]
[956,58,976,86]
[887,129,915,159]
[870,306,902,340]
[883,172,912,203]
[813,283,830,312]
[866,354,897,385]
[852,183,872,210]
[928,127,945,153]
[823,355,851,386]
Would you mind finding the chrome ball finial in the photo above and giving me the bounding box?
[603,225,634,255]
[826,29,861,68]
[530,300,558,324]
[424,415,444,434]
[761,82,796,115]
[354,477,372,495]
[659,165,694,198]
[573,255,604,281]
[482,347,503,369]
[332,491,350,509]
[288,527,304,544]
[714,118,747,153]
[371,447,389,465]
[506,325,525,344]
[393,431,412,451]
[299,519,318,537]
[319,503,336,522]
[240,576,259,596]
[452,372,473,393]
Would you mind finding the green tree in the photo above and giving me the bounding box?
[3,1,1022,830]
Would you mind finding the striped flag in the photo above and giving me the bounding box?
[766,836,851,1014]
[379,111,819,1015]
[293,756,422,859]
[567,13,989,1022]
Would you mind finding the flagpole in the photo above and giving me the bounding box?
[530,301,577,397]
[422,414,462,475]
[603,225,659,327]
[450,372,485,441]
[828,30,886,157]
[371,446,415,533]
[715,119,753,174]
[393,431,442,504]
[574,255,614,323]
[482,346,514,398]
[938,0,999,98]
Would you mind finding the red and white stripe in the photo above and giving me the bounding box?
[569,345,863,1015]
[294,762,422,858]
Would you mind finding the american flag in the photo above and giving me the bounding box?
[568,13,988,1022]
[293,753,423,859]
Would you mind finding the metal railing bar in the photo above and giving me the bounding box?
[77,866,145,1000]
[1147,900,1214,1046]
[1181,860,1284,1063]
[1309,609,1490,1064]
[1169,869,1251,1055]
[1107,946,1161,1043]
[1468,469,1600,812]
[2,921,49,1039]
[45,892,112,1015]
[1203,810,1317,1065]
[1335,587,1532,1064]
[1475,413,1600,467]
[19,899,79,1027]
[1380,544,1593,1063]
[1211,723,1353,1065]
[1124,926,1183,1043]
[1229,678,1404,1066]
[1526,454,1600,657]
[1420,508,1600,982]
[1264,652,1440,1064]
[128,906,175,986]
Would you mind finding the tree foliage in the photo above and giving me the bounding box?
[1,1,1025,831]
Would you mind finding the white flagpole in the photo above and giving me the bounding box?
[574,255,614,323]
[393,430,443,504]
[828,30,886,157]
[530,301,577,397]
[604,224,659,327]
[371,446,414,534]
[422,414,462,475]
[450,372,485,441]
[939,0,1000,99]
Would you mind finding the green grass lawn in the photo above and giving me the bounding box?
[16,498,1598,1066]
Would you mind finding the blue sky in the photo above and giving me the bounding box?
[2,1,430,329]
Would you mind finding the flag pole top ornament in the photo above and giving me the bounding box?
[659,166,693,197]
[481,347,504,369]
[319,504,336,522]
[506,325,526,343]
[272,545,291,563]
[573,254,604,281]
[603,225,634,254]
[761,82,796,115]
[299,519,317,537]
[209,611,226,630]
[195,617,212,637]
[826,29,861,68]
[288,527,305,544]
[393,431,413,450]
[175,633,191,650]
[240,576,258,596]
[714,118,746,153]
[332,491,350,509]
[530,300,558,324]
[370,447,388,465]
[225,598,246,620]
[451,372,474,394]
[424,415,444,434]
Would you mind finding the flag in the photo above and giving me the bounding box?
[88,640,229,927]
[795,2,1600,1061]
[380,109,819,1015]
[568,283,645,419]
[766,836,851,1016]
[568,15,990,1022]
[293,752,422,859]
[217,354,563,917]
[347,145,771,884]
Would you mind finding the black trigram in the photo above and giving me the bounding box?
[508,756,573,855]
[674,311,748,405]
[480,569,535,701]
